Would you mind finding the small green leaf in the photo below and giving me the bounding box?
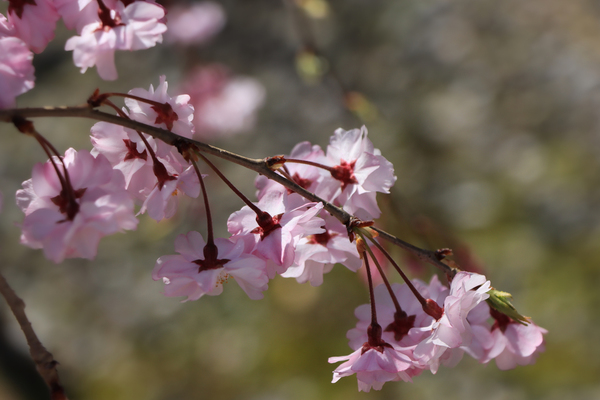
[486,289,530,325]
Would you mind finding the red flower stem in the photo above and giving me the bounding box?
[19,123,78,212]
[360,233,404,315]
[285,158,335,174]
[32,135,68,192]
[367,235,429,309]
[191,160,215,245]
[362,250,379,327]
[194,151,263,215]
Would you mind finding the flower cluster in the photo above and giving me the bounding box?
[16,148,138,263]
[8,76,546,393]
[1,0,548,394]
[330,272,547,391]
[90,76,200,220]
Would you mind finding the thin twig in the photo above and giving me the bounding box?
[0,272,68,400]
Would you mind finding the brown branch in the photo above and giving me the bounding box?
[0,272,68,400]
[0,105,453,275]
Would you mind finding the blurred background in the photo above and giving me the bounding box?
[1,0,600,399]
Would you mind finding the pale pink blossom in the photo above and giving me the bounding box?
[227,192,324,278]
[347,279,438,351]
[5,0,59,53]
[153,231,268,301]
[179,66,265,138]
[412,272,491,373]
[345,277,446,382]
[16,148,138,263]
[90,122,154,194]
[90,120,200,221]
[329,323,414,392]
[466,303,547,370]
[485,319,547,370]
[138,161,199,221]
[125,75,195,142]
[65,0,167,80]
[255,141,325,200]
[315,126,396,220]
[282,213,361,286]
[55,0,99,32]
[165,2,225,45]
[0,20,35,108]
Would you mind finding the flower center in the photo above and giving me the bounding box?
[51,188,87,221]
[252,211,283,240]
[123,139,148,161]
[330,160,358,191]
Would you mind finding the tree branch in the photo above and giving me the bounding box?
[0,105,454,275]
[0,272,68,400]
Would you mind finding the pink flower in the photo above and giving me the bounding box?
[90,122,153,193]
[55,0,99,32]
[413,272,491,373]
[329,324,414,392]
[348,279,438,351]
[90,76,200,221]
[0,16,35,108]
[5,0,59,53]
[165,2,225,45]
[227,192,324,278]
[466,303,547,370]
[179,65,265,138]
[486,319,547,370]
[125,75,195,142]
[315,126,396,220]
[91,121,200,221]
[65,0,167,80]
[255,141,325,200]
[153,231,268,301]
[137,161,199,221]
[16,148,138,263]
[282,213,361,286]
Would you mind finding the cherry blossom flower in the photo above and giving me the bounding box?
[90,77,199,220]
[153,231,268,301]
[329,324,414,392]
[5,0,59,53]
[315,126,396,220]
[90,122,154,195]
[179,65,265,138]
[91,120,200,221]
[282,213,361,286]
[255,141,325,200]
[347,279,439,352]
[165,2,225,45]
[65,0,167,80]
[55,0,100,32]
[412,272,491,373]
[227,192,324,278]
[125,75,195,144]
[466,303,547,370]
[485,318,547,370]
[0,16,34,108]
[137,160,199,221]
[16,148,138,263]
